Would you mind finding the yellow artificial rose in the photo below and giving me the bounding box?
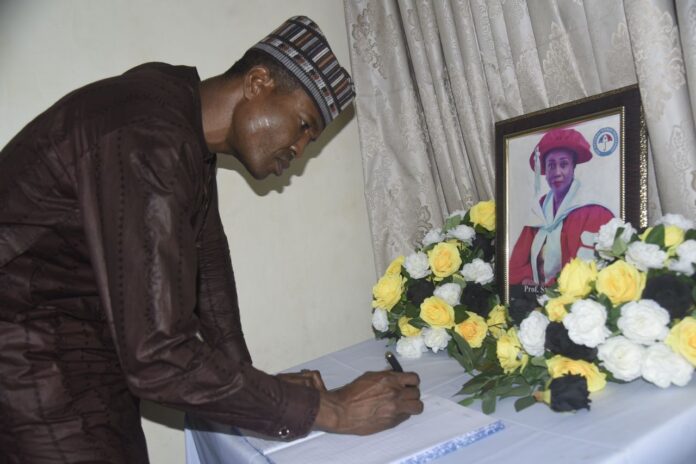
[557,258,597,299]
[385,255,405,276]
[428,242,462,279]
[596,260,646,305]
[398,316,422,337]
[546,355,607,392]
[372,274,405,311]
[469,200,496,232]
[420,296,455,329]
[486,304,508,339]
[545,294,575,322]
[665,225,686,254]
[641,225,685,253]
[665,317,696,366]
[455,312,488,348]
[496,328,528,374]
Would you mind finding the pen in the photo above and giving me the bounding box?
[385,351,403,372]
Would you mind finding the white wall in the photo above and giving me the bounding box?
[0,1,376,462]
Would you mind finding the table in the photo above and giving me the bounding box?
[185,339,696,464]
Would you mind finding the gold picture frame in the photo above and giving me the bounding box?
[495,85,647,305]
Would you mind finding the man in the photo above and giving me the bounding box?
[0,16,422,463]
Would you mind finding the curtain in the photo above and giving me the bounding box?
[344,0,696,273]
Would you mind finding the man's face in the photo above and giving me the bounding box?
[230,85,324,180]
[544,149,575,196]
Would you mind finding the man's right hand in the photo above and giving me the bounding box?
[313,371,423,435]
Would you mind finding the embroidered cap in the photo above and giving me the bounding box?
[252,15,355,127]
[529,128,592,175]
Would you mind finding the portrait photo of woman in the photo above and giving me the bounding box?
[505,113,622,296]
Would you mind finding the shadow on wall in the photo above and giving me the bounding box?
[216,105,355,195]
[141,400,185,430]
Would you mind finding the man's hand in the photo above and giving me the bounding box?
[313,371,423,435]
[277,369,327,391]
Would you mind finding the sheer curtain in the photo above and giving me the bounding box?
[344,0,696,272]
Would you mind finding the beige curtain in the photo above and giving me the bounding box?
[344,0,696,272]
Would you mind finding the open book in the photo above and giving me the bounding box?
[241,395,504,464]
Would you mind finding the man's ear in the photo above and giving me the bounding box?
[243,65,275,100]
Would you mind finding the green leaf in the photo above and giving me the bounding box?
[597,293,613,310]
[500,384,532,399]
[481,393,497,414]
[444,215,461,232]
[685,229,696,242]
[514,395,537,412]
[530,356,548,368]
[448,340,473,372]
[452,273,467,287]
[454,305,470,324]
[463,211,472,225]
[404,302,420,318]
[611,238,628,257]
[521,365,549,386]
[390,302,405,316]
[458,396,477,407]
[449,332,476,373]
[606,304,622,332]
[408,317,429,329]
[490,382,512,397]
[644,225,666,247]
[458,375,491,395]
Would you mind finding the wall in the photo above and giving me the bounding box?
[0,1,376,462]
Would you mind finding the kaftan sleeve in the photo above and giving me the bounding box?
[76,121,319,439]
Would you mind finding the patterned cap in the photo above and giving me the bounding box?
[252,15,355,127]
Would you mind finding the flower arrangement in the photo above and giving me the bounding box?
[370,201,500,363]
[459,214,696,413]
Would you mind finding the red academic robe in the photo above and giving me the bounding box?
[509,203,614,286]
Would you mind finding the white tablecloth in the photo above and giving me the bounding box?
[185,339,696,464]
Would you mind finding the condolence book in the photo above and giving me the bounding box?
[242,395,504,464]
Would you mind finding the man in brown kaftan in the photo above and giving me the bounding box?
[0,16,422,463]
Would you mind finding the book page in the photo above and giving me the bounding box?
[243,430,325,455]
[264,395,504,464]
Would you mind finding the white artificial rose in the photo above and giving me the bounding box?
[371,308,389,332]
[447,209,468,221]
[434,283,462,307]
[656,213,694,231]
[641,343,694,388]
[395,335,427,359]
[669,240,696,275]
[460,258,494,285]
[563,299,611,348]
[597,336,645,381]
[676,240,696,261]
[422,228,445,247]
[595,218,637,258]
[422,327,451,353]
[625,241,668,272]
[518,311,549,357]
[447,225,476,244]
[669,258,695,275]
[404,252,431,279]
[617,300,670,345]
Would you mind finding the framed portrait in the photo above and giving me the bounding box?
[495,84,647,306]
